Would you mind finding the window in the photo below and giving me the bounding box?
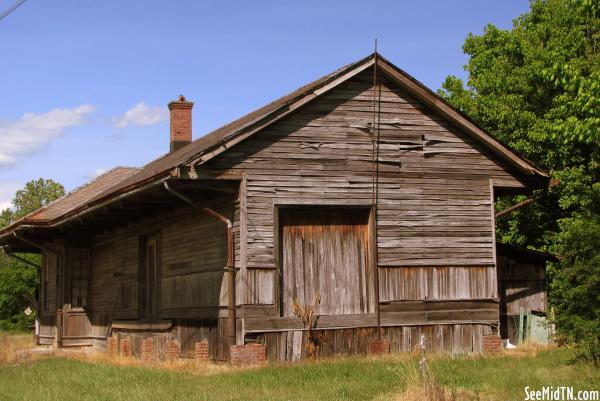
[139,235,159,319]
[42,255,48,311]
[69,249,90,308]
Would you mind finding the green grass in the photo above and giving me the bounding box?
[0,348,597,401]
[431,349,599,400]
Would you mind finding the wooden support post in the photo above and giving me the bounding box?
[526,309,532,341]
[518,306,525,345]
[226,228,236,348]
[55,308,63,348]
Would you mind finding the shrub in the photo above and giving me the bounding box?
[549,212,600,365]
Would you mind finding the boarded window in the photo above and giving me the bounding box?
[280,208,373,316]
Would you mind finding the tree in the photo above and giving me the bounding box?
[439,0,599,247]
[437,0,599,362]
[0,253,40,331]
[549,212,600,365]
[0,178,65,331]
[2,178,65,225]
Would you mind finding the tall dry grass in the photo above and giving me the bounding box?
[65,351,237,376]
[376,342,551,401]
[0,333,35,364]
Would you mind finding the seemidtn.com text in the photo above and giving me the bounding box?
[525,386,599,401]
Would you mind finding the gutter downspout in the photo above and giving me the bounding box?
[495,194,544,219]
[371,50,382,339]
[495,179,559,219]
[1,246,42,271]
[162,182,237,351]
[13,232,57,256]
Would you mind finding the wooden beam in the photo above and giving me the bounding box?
[244,299,500,333]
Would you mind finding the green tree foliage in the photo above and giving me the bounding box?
[549,212,600,365]
[0,253,40,331]
[4,178,66,224]
[438,0,599,361]
[0,178,65,331]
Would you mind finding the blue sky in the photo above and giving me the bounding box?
[0,1,529,208]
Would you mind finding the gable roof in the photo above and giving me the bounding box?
[0,53,548,237]
[85,54,378,204]
[88,53,547,204]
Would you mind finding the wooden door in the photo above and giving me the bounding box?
[61,248,93,344]
[280,208,373,316]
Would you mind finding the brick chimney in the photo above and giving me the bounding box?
[168,95,194,152]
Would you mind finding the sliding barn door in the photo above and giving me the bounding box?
[280,208,373,316]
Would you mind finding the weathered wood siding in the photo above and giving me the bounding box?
[38,250,55,345]
[38,67,534,357]
[38,242,69,344]
[379,266,497,301]
[90,196,233,321]
[257,323,493,361]
[38,194,236,348]
[203,70,522,314]
[159,200,231,316]
[497,251,547,341]
[91,236,139,318]
[498,256,547,315]
[40,250,58,313]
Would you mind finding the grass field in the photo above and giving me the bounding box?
[0,334,598,401]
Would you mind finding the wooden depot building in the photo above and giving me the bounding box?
[0,53,550,363]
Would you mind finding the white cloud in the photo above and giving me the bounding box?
[86,167,108,180]
[0,182,23,211]
[115,102,168,128]
[0,105,94,169]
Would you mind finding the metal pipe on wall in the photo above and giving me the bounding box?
[0,246,42,271]
[162,182,237,350]
[371,49,382,339]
